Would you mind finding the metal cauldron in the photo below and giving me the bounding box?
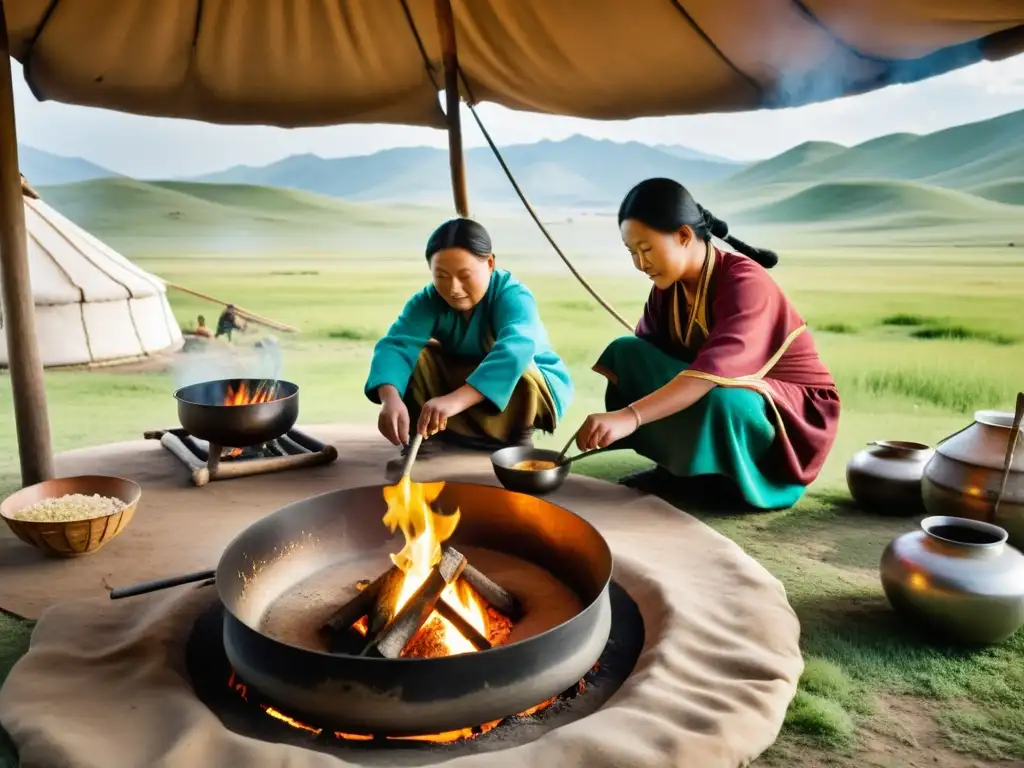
[174,378,299,448]
[879,515,1024,646]
[922,395,1024,547]
[846,441,934,516]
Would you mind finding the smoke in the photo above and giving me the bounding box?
[763,8,989,109]
[171,336,284,389]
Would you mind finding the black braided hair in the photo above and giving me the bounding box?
[618,177,778,269]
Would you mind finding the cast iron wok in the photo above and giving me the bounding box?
[173,378,298,447]
[108,482,613,736]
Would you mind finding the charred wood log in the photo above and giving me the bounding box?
[362,547,467,659]
[444,545,523,621]
[319,565,402,639]
[435,598,492,651]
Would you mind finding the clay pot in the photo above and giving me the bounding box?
[922,409,1024,548]
[846,441,934,515]
[880,516,1024,646]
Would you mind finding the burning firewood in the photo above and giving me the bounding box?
[319,565,403,640]
[435,598,492,651]
[362,547,467,659]
[447,546,524,622]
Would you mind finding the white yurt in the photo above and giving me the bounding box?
[0,178,184,368]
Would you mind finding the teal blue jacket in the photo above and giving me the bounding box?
[364,269,573,418]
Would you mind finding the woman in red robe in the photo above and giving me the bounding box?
[575,178,840,509]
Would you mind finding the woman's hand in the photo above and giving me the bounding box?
[378,390,411,446]
[417,394,462,437]
[576,409,640,452]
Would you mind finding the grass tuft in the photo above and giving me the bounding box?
[910,324,1016,345]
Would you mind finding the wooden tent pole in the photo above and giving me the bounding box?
[0,6,54,486]
[434,0,469,218]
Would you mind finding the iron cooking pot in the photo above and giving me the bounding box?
[173,378,299,447]
[215,482,613,736]
[491,447,571,495]
[491,443,606,496]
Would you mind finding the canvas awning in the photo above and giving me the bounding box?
[5,0,1024,128]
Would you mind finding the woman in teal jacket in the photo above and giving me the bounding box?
[365,218,573,460]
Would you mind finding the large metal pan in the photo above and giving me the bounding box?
[110,482,613,736]
[173,378,299,447]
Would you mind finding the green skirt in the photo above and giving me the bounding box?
[595,336,805,510]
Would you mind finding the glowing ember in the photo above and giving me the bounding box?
[227,669,591,743]
[223,380,278,406]
[381,476,488,657]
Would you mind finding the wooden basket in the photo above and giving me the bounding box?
[0,475,141,557]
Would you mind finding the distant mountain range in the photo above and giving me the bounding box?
[21,108,1024,253]
[180,136,746,208]
[18,144,120,185]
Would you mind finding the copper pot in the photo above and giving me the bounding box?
[880,515,1024,646]
[846,441,933,516]
[922,402,1024,548]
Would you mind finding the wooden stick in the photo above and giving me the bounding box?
[277,434,311,454]
[288,429,330,453]
[365,565,407,638]
[320,565,403,638]
[436,598,492,651]
[181,435,210,461]
[434,0,469,217]
[160,433,210,486]
[0,7,54,486]
[164,282,299,333]
[363,548,467,659]
[447,547,523,621]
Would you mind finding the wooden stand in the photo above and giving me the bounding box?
[144,427,338,487]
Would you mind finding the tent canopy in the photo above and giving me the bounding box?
[6,0,1024,128]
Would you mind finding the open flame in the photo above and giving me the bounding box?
[223,380,278,406]
[381,476,488,656]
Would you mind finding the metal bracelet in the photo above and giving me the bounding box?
[627,404,643,428]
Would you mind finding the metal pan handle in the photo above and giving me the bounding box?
[108,569,217,600]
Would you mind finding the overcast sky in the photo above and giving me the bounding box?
[11,53,1024,179]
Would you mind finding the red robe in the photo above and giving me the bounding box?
[635,245,841,486]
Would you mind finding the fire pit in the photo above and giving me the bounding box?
[205,481,617,736]
[186,580,643,758]
[146,377,337,485]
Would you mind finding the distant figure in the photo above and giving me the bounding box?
[194,314,213,338]
[216,304,245,341]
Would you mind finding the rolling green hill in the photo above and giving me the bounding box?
[734,180,1018,225]
[969,178,1024,206]
[36,178,442,254]
[719,108,1024,193]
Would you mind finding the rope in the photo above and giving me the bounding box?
[396,0,633,332]
[461,89,634,332]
